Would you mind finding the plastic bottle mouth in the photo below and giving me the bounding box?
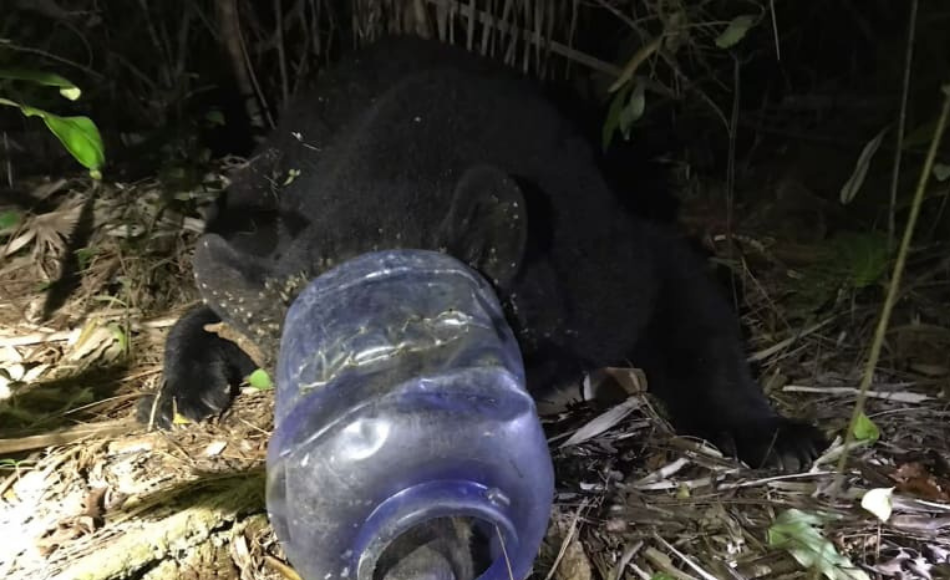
[353,480,523,580]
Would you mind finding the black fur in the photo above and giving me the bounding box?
[137,306,255,427]
[139,36,825,471]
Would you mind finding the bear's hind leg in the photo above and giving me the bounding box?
[636,229,826,471]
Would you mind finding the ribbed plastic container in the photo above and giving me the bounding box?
[265,250,554,580]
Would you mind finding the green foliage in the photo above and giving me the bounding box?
[0,68,83,100]
[768,509,870,580]
[790,231,891,313]
[108,322,130,354]
[832,232,891,289]
[715,15,760,49]
[0,210,21,232]
[839,126,889,205]
[933,162,950,182]
[851,412,880,443]
[204,108,226,127]
[0,69,106,178]
[75,247,97,271]
[247,368,274,390]
[602,80,645,151]
[602,9,763,151]
[0,457,35,469]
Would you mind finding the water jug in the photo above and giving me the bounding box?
[265,249,555,580]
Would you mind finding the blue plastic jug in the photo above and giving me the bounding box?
[265,249,555,580]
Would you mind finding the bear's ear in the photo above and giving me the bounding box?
[438,165,528,288]
[193,234,295,357]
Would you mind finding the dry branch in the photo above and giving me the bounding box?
[0,419,138,455]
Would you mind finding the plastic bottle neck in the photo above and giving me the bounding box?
[353,479,523,580]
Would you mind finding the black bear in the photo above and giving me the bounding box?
[139,35,825,472]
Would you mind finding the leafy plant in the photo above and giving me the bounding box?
[247,368,274,390]
[790,231,891,313]
[715,14,761,49]
[0,210,21,232]
[851,412,880,443]
[0,68,106,178]
[768,509,870,580]
[602,79,646,151]
[601,10,762,151]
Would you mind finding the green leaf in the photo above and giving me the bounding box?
[932,162,950,182]
[0,210,21,232]
[840,126,889,205]
[852,412,880,443]
[618,82,646,141]
[40,113,105,172]
[108,322,129,353]
[76,247,97,270]
[602,82,635,151]
[60,86,81,101]
[0,99,105,174]
[282,168,301,186]
[18,105,105,173]
[205,109,226,127]
[247,368,274,390]
[832,232,889,289]
[768,509,870,580]
[715,15,759,49]
[0,68,82,100]
[902,118,937,148]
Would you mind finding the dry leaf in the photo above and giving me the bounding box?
[559,397,641,448]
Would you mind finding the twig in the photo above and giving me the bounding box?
[831,84,950,495]
[0,419,138,455]
[653,534,719,580]
[265,554,303,580]
[613,540,646,580]
[0,39,105,80]
[274,0,290,108]
[630,457,691,486]
[769,0,781,61]
[495,523,516,580]
[725,55,740,298]
[215,0,269,131]
[237,1,276,130]
[542,498,590,580]
[643,547,697,580]
[747,317,836,363]
[888,0,918,249]
[718,470,836,491]
[425,0,622,78]
[783,385,931,404]
[3,132,11,187]
[608,35,662,93]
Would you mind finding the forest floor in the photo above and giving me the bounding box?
[1,139,949,580]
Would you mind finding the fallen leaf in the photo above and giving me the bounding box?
[559,397,641,448]
[861,487,894,522]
